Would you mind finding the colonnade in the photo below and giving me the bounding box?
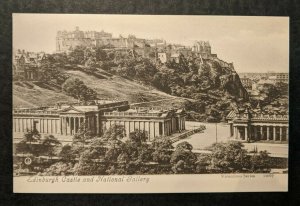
[13,117,61,134]
[24,70,38,80]
[13,112,186,140]
[61,116,87,136]
[233,124,288,142]
[102,117,185,141]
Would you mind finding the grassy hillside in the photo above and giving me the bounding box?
[13,70,184,108]
[64,70,176,103]
[13,81,76,108]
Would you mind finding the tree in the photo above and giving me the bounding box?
[40,135,62,156]
[102,124,125,145]
[195,154,211,173]
[62,77,97,101]
[43,161,75,176]
[75,147,107,175]
[15,129,42,156]
[249,150,271,173]
[102,124,126,163]
[175,141,193,151]
[104,130,151,175]
[151,136,173,164]
[275,82,288,96]
[128,130,148,147]
[59,144,78,161]
[170,141,197,174]
[209,141,250,173]
[72,122,94,146]
[68,46,85,64]
[95,47,107,61]
[24,128,41,143]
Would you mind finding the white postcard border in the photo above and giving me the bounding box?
[14,174,288,193]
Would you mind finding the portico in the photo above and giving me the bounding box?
[227,109,288,143]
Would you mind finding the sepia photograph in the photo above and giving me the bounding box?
[12,14,289,193]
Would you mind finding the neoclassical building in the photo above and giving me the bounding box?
[102,107,186,141]
[226,108,288,142]
[13,101,186,142]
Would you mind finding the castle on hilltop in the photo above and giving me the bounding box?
[56,26,166,53]
[13,27,235,82]
[55,27,217,63]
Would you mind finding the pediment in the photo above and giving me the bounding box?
[60,106,84,114]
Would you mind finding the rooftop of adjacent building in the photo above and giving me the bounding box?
[226,107,288,121]
[13,99,129,114]
[104,107,185,118]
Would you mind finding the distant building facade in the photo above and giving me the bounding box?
[192,41,211,55]
[274,73,289,84]
[13,101,186,142]
[56,27,224,66]
[240,77,253,89]
[226,108,288,142]
[56,27,165,54]
[13,50,46,81]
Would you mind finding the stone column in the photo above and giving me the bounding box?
[73,117,76,135]
[162,122,165,136]
[60,117,66,135]
[152,122,156,139]
[244,126,248,140]
[78,117,82,130]
[155,122,160,137]
[96,114,99,135]
[44,119,47,133]
[68,117,72,135]
[273,126,276,141]
[181,118,183,130]
[76,117,79,134]
[65,117,68,135]
[279,127,283,142]
[39,119,42,133]
[49,119,52,134]
[25,119,27,131]
[60,118,63,135]
[166,122,169,136]
[267,126,270,141]
[260,126,263,140]
[234,126,237,139]
[286,127,289,141]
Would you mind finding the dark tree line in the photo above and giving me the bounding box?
[14,125,276,176]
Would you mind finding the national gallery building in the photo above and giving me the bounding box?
[13,100,186,142]
[226,108,288,142]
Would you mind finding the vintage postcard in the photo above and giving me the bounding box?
[13,14,288,193]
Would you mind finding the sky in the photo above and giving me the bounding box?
[13,14,289,73]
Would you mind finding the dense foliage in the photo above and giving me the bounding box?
[62,77,97,101]
[33,46,250,122]
[14,128,278,175]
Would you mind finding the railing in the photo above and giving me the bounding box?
[235,114,288,120]
[13,110,58,115]
[170,126,206,143]
[98,101,129,108]
[103,112,161,117]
